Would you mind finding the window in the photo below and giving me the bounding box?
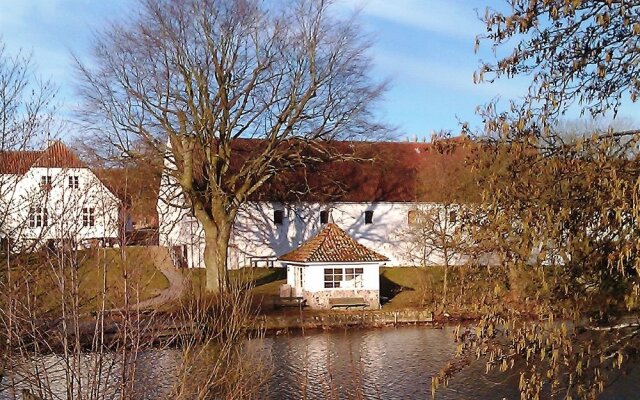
[82,208,95,227]
[364,210,373,224]
[40,175,52,190]
[323,267,364,289]
[29,207,48,228]
[68,176,79,189]
[449,210,458,224]
[324,268,342,288]
[345,267,364,281]
[273,209,284,225]
[320,210,329,224]
[294,267,303,288]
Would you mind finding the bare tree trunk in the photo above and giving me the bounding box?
[442,248,449,307]
[203,222,231,293]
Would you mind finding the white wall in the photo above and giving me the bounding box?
[0,167,121,249]
[157,152,469,269]
[159,193,469,269]
[287,262,380,292]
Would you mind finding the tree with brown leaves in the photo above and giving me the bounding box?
[439,1,640,398]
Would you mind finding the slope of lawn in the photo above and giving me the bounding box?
[0,247,169,313]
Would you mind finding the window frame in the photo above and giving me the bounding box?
[323,267,365,289]
[82,207,96,227]
[320,210,329,224]
[68,176,79,189]
[40,175,52,190]
[273,209,284,225]
[29,207,48,228]
[364,210,373,224]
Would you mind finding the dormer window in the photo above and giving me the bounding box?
[68,176,79,189]
[273,209,284,225]
[320,210,329,224]
[40,175,52,190]
[364,210,373,224]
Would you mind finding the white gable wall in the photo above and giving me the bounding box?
[0,166,121,249]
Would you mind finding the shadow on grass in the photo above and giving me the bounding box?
[380,271,414,304]
[251,268,287,288]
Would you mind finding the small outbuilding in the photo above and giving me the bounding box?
[278,223,389,309]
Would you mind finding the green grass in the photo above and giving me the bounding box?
[1,247,169,313]
[178,264,511,315]
[77,247,169,310]
[182,267,285,292]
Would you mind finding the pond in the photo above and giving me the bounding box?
[2,326,639,399]
[255,326,640,399]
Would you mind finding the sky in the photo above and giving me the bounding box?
[1,0,639,140]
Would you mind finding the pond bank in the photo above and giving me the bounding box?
[257,309,438,332]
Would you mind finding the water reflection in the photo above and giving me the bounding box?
[2,326,639,399]
[253,326,640,400]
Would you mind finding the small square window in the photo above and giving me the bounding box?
[320,210,329,224]
[29,207,48,227]
[40,175,52,189]
[273,209,284,225]
[364,210,373,224]
[68,176,79,189]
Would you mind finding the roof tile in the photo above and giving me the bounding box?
[278,223,389,263]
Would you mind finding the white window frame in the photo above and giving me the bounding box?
[68,176,79,189]
[82,207,95,227]
[323,267,364,289]
[29,207,48,228]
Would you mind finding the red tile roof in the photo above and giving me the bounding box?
[0,151,41,174]
[278,223,389,263]
[0,141,86,174]
[180,137,480,203]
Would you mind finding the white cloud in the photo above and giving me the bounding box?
[341,0,484,40]
[374,50,530,100]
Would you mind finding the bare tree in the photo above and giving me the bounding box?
[76,0,387,293]
[0,40,59,249]
[0,41,57,151]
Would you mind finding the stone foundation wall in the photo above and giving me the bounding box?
[303,289,380,310]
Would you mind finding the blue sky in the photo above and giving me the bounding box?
[1,0,638,139]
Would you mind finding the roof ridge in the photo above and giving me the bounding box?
[278,222,388,263]
[307,223,333,259]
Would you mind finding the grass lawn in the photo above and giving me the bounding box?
[183,267,285,292]
[1,247,169,313]
[180,265,451,311]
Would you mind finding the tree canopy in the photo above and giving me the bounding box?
[77,0,387,292]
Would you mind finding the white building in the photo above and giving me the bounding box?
[279,223,388,309]
[0,141,122,251]
[157,140,475,269]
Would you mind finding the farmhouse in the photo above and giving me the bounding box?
[279,223,388,309]
[157,139,478,269]
[0,141,121,251]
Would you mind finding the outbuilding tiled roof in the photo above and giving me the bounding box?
[278,223,389,263]
[0,141,85,174]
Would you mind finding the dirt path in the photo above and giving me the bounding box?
[133,246,186,310]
